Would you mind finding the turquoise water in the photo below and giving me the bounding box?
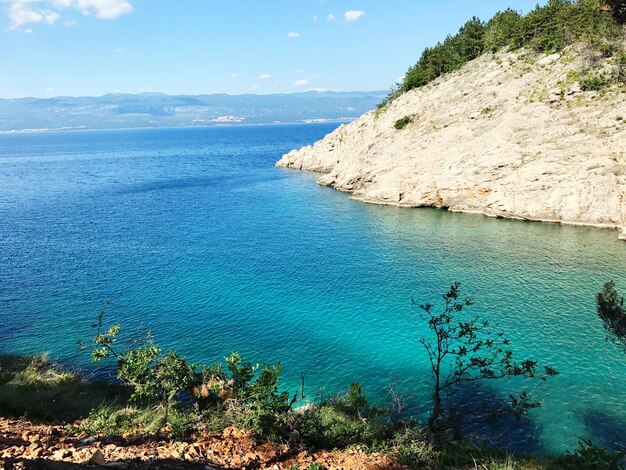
[1,124,625,455]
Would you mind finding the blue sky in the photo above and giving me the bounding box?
[2,0,543,98]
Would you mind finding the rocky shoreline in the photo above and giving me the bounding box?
[277,49,626,241]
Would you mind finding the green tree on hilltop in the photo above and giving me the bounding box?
[483,9,523,52]
[393,0,624,99]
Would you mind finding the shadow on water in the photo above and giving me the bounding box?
[583,409,626,452]
[444,381,546,455]
[115,175,238,194]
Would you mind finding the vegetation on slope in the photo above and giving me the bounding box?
[0,355,126,422]
[381,0,626,107]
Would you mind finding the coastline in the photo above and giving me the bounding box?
[277,48,626,242]
[351,190,626,238]
[279,165,626,240]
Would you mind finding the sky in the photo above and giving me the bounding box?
[1,0,544,98]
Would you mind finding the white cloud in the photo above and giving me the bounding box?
[312,15,317,22]
[257,73,272,81]
[66,0,132,19]
[114,47,124,53]
[293,79,309,87]
[231,73,244,78]
[7,0,132,31]
[287,31,299,38]
[308,87,328,92]
[326,14,335,22]
[294,68,304,74]
[344,10,365,22]
[249,84,259,92]
[9,3,60,29]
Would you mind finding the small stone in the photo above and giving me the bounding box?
[89,449,107,466]
[30,447,44,458]
[80,436,97,445]
[187,445,200,458]
[52,449,69,460]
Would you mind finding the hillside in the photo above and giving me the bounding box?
[0,91,386,132]
[277,46,626,240]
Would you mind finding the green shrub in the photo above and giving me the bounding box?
[580,71,611,91]
[295,383,393,449]
[394,115,414,130]
[617,50,626,84]
[3,355,78,387]
[0,354,126,422]
[79,308,294,439]
[550,439,626,469]
[391,427,439,469]
[78,403,199,438]
[197,352,293,440]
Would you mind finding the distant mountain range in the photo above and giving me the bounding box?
[0,91,387,132]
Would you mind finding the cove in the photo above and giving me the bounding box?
[1,124,625,455]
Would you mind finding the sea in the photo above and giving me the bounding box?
[1,123,625,455]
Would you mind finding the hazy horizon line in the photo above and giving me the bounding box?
[1,88,389,101]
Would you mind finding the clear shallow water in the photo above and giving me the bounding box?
[1,124,625,455]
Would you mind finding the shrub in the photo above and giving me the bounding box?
[196,352,294,440]
[79,307,298,439]
[295,383,392,449]
[394,115,414,130]
[391,427,439,468]
[551,439,626,469]
[78,308,196,426]
[617,50,626,84]
[580,71,611,90]
[78,403,199,438]
[0,354,126,422]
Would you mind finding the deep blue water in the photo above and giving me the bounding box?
[1,124,625,455]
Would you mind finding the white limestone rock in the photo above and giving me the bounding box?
[277,48,626,241]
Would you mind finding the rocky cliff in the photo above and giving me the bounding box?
[277,48,626,240]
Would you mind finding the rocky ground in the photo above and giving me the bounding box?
[0,419,401,470]
[277,45,626,241]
